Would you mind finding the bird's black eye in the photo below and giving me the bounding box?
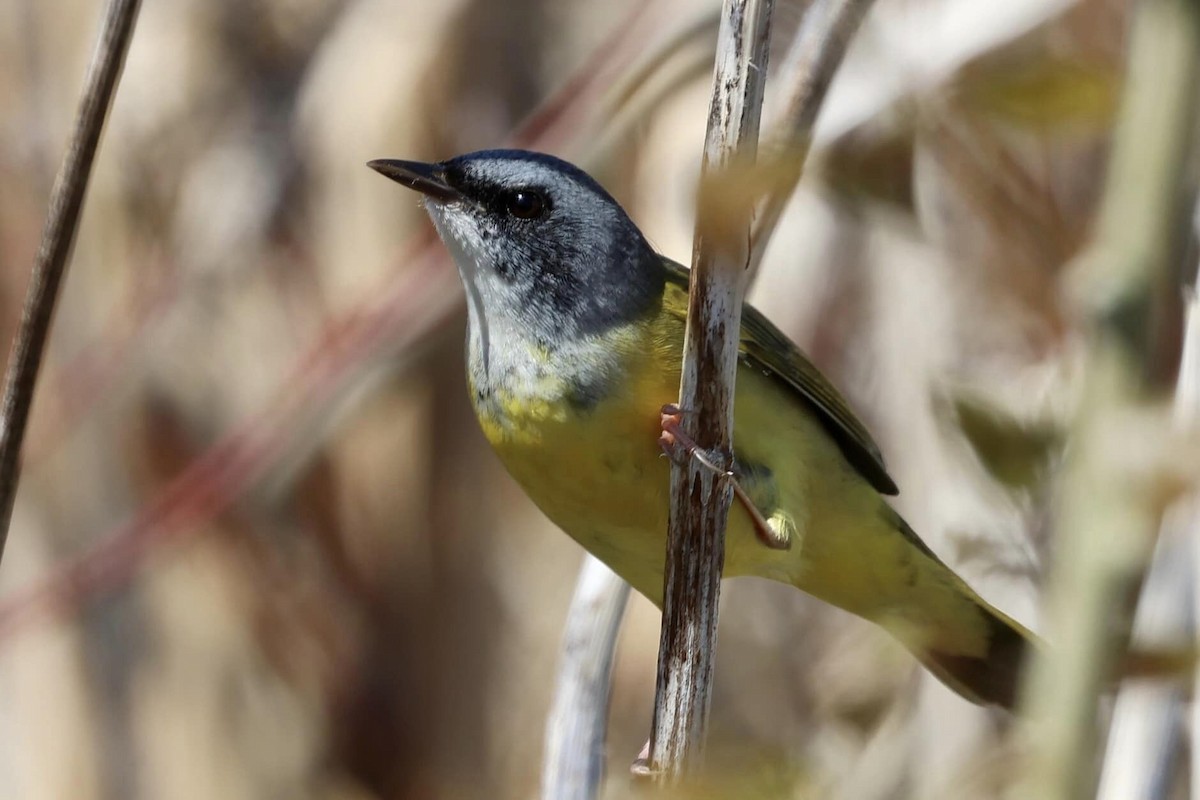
[505,190,547,219]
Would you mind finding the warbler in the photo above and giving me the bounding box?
[369,149,1034,708]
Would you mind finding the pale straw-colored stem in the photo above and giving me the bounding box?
[1013,1,1200,797]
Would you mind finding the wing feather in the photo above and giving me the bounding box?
[661,258,899,496]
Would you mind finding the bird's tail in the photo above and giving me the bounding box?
[914,599,1032,709]
[886,515,1036,710]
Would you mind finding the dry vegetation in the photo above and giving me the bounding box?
[0,0,1194,798]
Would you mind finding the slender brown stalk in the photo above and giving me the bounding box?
[0,0,142,565]
[1013,0,1200,797]
[647,0,774,780]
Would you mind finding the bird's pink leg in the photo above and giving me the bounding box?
[658,404,789,550]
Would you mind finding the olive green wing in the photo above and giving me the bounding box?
[661,257,899,496]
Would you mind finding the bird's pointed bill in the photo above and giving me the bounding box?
[368,159,463,203]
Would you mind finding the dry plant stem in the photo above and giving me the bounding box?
[1095,535,1189,800]
[540,557,631,800]
[1175,290,1200,431]
[1013,1,1200,798]
[648,0,774,780]
[749,0,876,273]
[1183,289,1200,800]
[0,0,142,567]
[1098,292,1200,800]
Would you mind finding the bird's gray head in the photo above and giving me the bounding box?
[368,150,664,342]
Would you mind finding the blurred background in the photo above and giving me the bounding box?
[0,0,1165,797]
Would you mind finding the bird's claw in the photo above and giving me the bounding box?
[657,404,790,551]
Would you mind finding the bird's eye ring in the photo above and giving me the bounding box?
[506,190,547,220]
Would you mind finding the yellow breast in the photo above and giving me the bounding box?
[469,312,822,604]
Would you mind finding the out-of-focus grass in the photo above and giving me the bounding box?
[0,0,1184,798]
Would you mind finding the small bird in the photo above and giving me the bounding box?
[369,149,1035,708]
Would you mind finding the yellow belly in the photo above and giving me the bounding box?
[472,323,913,622]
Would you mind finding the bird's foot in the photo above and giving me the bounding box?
[658,403,724,472]
[658,404,790,550]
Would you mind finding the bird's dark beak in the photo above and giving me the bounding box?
[367,159,464,203]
